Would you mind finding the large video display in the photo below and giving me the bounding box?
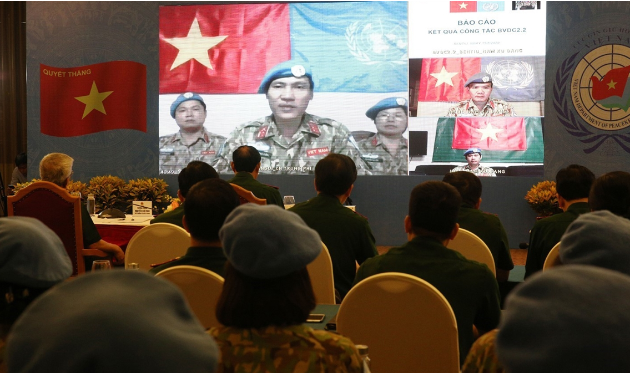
[158,2,408,175]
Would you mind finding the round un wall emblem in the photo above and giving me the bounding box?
[571,44,630,131]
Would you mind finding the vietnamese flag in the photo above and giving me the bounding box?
[40,61,146,137]
[450,1,477,12]
[159,4,290,94]
[418,58,482,102]
[590,65,630,100]
[452,117,526,150]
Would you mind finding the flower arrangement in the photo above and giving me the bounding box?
[124,178,172,213]
[87,175,127,211]
[525,181,562,217]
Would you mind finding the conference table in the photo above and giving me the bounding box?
[92,216,152,251]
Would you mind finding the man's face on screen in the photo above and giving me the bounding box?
[375,108,407,137]
[467,83,492,105]
[266,76,313,123]
[174,100,207,133]
[466,152,481,168]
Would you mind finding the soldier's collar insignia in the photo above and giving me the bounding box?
[307,121,321,136]
[256,126,270,139]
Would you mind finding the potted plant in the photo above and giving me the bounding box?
[525,181,562,218]
[124,177,173,214]
[87,175,127,213]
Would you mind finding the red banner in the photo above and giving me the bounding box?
[452,117,526,150]
[159,4,291,94]
[450,1,477,12]
[418,58,482,102]
[40,61,146,137]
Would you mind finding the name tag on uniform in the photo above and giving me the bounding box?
[201,150,215,155]
[306,147,330,157]
[160,148,175,155]
[361,154,383,162]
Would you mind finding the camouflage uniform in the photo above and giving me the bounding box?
[461,329,505,373]
[159,128,226,175]
[356,133,408,175]
[450,164,497,177]
[446,99,516,117]
[208,325,363,373]
[213,114,366,175]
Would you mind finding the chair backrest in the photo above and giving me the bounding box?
[7,181,86,275]
[446,228,496,275]
[337,273,459,373]
[543,242,562,271]
[155,265,224,330]
[230,183,267,205]
[306,242,336,304]
[125,223,190,271]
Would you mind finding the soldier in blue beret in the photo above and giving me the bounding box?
[213,60,366,175]
[446,72,516,117]
[159,92,226,174]
[355,97,409,175]
[450,148,496,177]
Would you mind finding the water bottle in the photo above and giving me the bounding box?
[356,345,371,372]
[87,194,96,216]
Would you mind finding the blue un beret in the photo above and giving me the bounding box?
[464,148,482,157]
[365,97,408,120]
[258,60,314,94]
[465,72,493,87]
[170,92,206,118]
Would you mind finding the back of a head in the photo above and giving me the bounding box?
[496,265,630,373]
[178,161,219,198]
[232,146,261,173]
[14,153,27,167]
[39,153,73,186]
[217,204,321,328]
[184,178,240,242]
[314,154,357,196]
[408,181,461,240]
[555,164,594,201]
[589,171,630,218]
[560,210,630,275]
[442,171,482,206]
[7,271,219,373]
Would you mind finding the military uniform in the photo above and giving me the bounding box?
[461,329,504,373]
[149,246,227,277]
[450,164,497,177]
[150,204,185,228]
[355,133,408,175]
[446,98,516,117]
[208,325,363,373]
[289,193,377,299]
[457,204,514,272]
[524,202,591,278]
[227,172,283,207]
[81,203,101,248]
[213,114,366,175]
[354,235,501,365]
[159,128,226,175]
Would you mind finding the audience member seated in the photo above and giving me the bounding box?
[209,204,363,372]
[588,170,630,218]
[227,145,283,207]
[0,217,72,371]
[443,171,514,281]
[39,153,125,264]
[9,153,27,186]
[151,160,219,227]
[496,265,630,373]
[6,270,219,373]
[462,329,504,373]
[354,181,501,366]
[524,164,594,278]
[150,178,240,277]
[289,154,377,301]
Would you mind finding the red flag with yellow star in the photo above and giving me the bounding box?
[452,117,526,150]
[418,58,481,102]
[40,61,146,137]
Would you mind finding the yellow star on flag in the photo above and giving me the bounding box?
[475,121,503,142]
[459,2,469,9]
[163,17,228,71]
[607,80,617,89]
[74,81,113,119]
[430,66,458,87]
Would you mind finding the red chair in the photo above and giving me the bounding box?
[7,181,106,276]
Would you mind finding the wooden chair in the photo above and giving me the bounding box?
[543,242,562,271]
[446,228,496,275]
[7,181,107,276]
[306,242,336,304]
[337,273,459,373]
[229,183,267,205]
[155,265,224,330]
[124,223,190,271]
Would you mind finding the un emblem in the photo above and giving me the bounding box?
[346,19,407,65]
